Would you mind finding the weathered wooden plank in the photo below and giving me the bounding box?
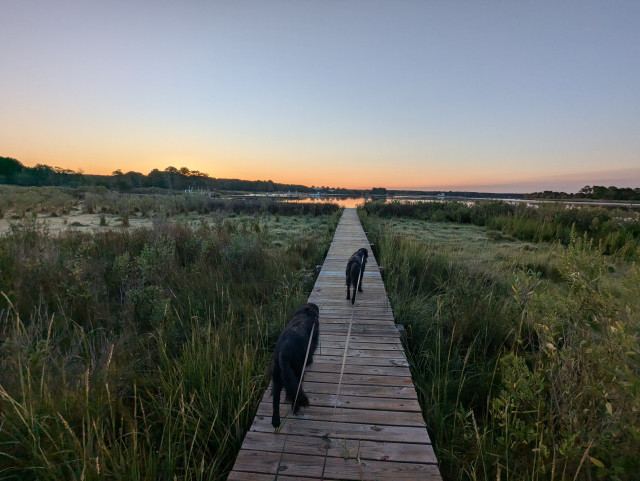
[250,415,432,444]
[313,347,407,358]
[237,431,437,464]
[306,361,411,377]
[319,332,401,342]
[320,327,401,337]
[260,390,422,412]
[317,303,393,310]
[304,382,419,399]
[318,340,403,350]
[305,354,409,368]
[232,450,440,481]
[258,403,427,427]
[315,317,395,325]
[317,310,393,316]
[303,371,413,387]
[227,472,317,481]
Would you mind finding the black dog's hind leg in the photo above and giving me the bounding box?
[281,356,309,412]
[271,376,282,428]
[358,261,366,292]
[346,270,351,300]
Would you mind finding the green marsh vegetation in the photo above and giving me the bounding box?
[1,185,338,218]
[0,191,341,480]
[360,200,640,481]
[0,185,340,235]
[0,185,77,219]
[362,199,640,259]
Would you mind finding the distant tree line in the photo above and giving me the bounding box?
[526,185,640,201]
[0,156,365,195]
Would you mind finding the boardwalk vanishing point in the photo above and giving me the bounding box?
[227,208,442,481]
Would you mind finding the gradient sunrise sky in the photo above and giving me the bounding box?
[1,1,639,192]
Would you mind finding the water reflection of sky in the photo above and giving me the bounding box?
[286,196,435,208]
[287,195,444,208]
[285,195,640,210]
[284,197,366,208]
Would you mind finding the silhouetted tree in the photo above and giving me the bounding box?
[0,156,24,183]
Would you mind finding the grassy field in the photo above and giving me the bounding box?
[0,189,341,480]
[359,201,640,481]
[361,199,640,260]
[0,185,340,236]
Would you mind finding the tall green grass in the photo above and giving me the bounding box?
[0,185,76,218]
[81,191,341,218]
[1,185,341,220]
[360,210,640,481]
[362,200,640,260]
[0,209,341,480]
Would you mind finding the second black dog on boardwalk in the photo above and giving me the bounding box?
[346,247,368,304]
[271,302,320,428]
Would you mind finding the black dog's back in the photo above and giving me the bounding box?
[346,248,368,304]
[271,302,319,428]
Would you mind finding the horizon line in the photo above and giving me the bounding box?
[6,156,640,195]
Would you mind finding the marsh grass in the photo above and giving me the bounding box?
[1,186,341,239]
[360,209,640,481]
[0,208,341,480]
[79,190,341,219]
[362,200,640,260]
[0,185,77,218]
[1,185,340,228]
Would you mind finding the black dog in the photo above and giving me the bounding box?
[271,302,319,428]
[346,248,368,304]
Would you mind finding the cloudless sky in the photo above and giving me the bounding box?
[1,0,639,192]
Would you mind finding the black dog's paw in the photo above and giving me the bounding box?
[293,394,309,412]
[272,415,281,428]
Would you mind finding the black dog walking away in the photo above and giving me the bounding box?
[346,247,368,304]
[271,302,319,428]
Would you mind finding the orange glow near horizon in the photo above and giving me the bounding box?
[11,150,640,194]
[12,149,513,191]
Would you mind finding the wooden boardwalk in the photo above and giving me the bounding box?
[227,208,441,481]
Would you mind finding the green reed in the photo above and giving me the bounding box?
[360,209,640,481]
[0,208,341,480]
[361,199,640,260]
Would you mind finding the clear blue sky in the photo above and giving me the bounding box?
[1,0,639,192]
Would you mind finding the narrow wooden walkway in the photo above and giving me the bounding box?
[227,208,441,481]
